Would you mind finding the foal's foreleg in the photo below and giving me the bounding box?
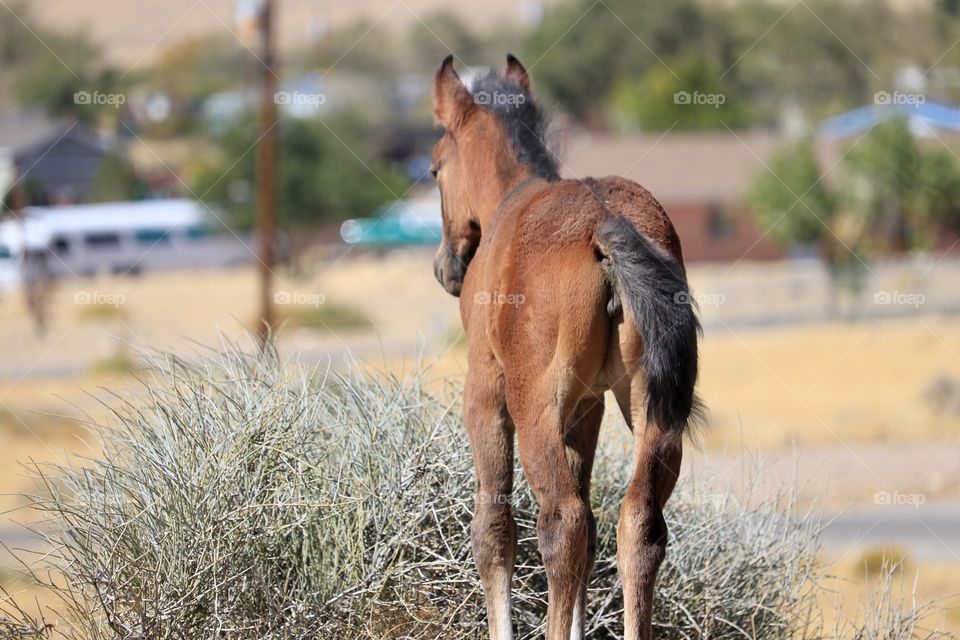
[618,424,682,640]
[465,369,517,640]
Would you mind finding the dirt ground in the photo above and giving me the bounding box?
[1,252,958,634]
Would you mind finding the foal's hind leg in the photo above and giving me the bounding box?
[614,378,683,640]
[508,389,589,640]
[564,397,604,640]
[465,354,517,640]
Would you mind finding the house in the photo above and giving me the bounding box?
[562,131,782,263]
[0,112,108,205]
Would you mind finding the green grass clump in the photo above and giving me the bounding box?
[271,300,373,332]
[76,302,126,323]
[89,350,138,375]
[294,302,372,330]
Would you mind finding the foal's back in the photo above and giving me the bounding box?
[465,175,684,403]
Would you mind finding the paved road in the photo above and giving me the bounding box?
[685,443,960,562]
[821,499,960,562]
[0,527,42,570]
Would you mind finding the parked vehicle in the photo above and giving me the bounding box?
[0,199,251,292]
[340,192,441,246]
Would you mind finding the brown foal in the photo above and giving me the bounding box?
[431,54,701,640]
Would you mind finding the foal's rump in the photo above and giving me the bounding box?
[593,202,702,436]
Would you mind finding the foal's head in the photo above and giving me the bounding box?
[430,54,558,296]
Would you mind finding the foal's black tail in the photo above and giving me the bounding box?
[595,216,703,435]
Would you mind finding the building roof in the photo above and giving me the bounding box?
[0,111,100,156]
[561,130,781,204]
[820,100,960,138]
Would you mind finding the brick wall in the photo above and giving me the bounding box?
[665,200,781,263]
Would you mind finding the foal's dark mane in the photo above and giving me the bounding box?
[470,71,560,181]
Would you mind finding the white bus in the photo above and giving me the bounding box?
[0,199,251,292]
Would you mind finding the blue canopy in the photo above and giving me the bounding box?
[820,100,960,138]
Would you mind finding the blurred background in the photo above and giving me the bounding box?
[1,0,960,632]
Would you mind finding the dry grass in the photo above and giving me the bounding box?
[0,343,951,639]
[818,562,960,638]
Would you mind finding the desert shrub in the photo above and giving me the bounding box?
[5,344,949,639]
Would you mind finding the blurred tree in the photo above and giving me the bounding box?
[746,137,836,248]
[1,1,120,122]
[11,32,105,118]
[522,0,942,128]
[611,53,751,131]
[143,35,255,137]
[89,152,148,202]
[938,0,960,17]
[194,115,409,230]
[747,121,960,262]
[745,137,864,302]
[843,119,960,251]
[842,120,920,252]
[308,20,400,76]
[152,35,250,102]
[523,0,629,121]
[527,0,705,119]
[409,12,486,71]
[721,0,893,122]
[914,147,960,240]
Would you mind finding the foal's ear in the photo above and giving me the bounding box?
[433,54,472,129]
[504,53,530,91]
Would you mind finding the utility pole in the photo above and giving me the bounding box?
[255,0,278,346]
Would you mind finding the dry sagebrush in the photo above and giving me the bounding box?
[3,344,948,639]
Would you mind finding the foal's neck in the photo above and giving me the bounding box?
[477,163,540,230]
